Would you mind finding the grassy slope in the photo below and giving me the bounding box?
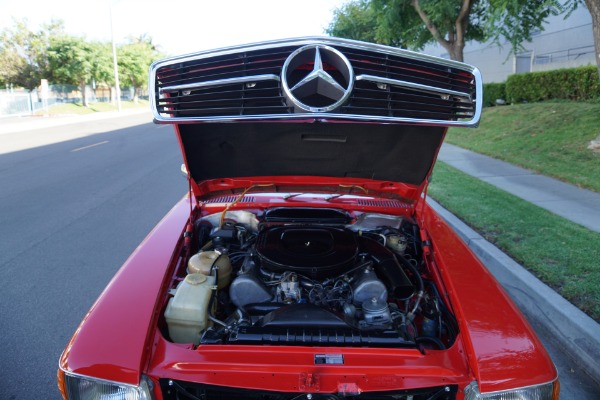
[446,101,600,192]
[429,162,600,322]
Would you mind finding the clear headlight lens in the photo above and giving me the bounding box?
[464,380,559,400]
[62,372,154,400]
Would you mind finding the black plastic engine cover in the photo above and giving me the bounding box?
[227,326,413,347]
[256,226,358,279]
[259,304,352,329]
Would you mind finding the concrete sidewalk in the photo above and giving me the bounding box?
[438,143,600,233]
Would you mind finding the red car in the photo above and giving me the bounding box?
[57,37,558,400]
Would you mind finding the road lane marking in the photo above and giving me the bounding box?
[70,141,109,152]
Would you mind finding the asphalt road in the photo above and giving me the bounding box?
[0,114,183,399]
[0,114,598,399]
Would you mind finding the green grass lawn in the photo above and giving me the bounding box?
[446,101,600,192]
[429,161,600,322]
[34,100,149,116]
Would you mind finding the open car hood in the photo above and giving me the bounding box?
[149,37,482,201]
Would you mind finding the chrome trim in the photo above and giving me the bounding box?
[150,36,476,74]
[356,74,472,100]
[149,36,483,127]
[152,112,480,127]
[281,45,354,113]
[159,74,280,94]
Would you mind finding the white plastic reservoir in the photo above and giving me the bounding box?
[187,251,232,289]
[164,273,215,344]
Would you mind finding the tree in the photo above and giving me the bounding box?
[48,35,95,107]
[327,0,382,46]
[117,36,161,102]
[0,41,21,88]
[585,0,600,80]
[565,0,600,80]
[0,19,64,91]
[89,41,115,97]
[327,0,563,62]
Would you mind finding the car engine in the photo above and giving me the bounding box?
[163,207,457,351]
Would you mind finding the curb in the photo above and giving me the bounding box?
[428,198,600,386]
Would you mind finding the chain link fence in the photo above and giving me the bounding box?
[0,84,147,118]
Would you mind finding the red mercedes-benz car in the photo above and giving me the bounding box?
[58,37,559,400]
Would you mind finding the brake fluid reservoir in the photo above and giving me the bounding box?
[187,251,232,289]
[164,273,215,344]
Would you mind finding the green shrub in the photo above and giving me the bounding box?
[506,66,600,103]
[482,83,507,107]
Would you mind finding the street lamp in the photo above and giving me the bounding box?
[110,4,122,112]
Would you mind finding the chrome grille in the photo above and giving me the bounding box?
[155,47,293,118]
[150,37,481,126]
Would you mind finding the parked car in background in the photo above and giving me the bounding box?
[58,37,559,400]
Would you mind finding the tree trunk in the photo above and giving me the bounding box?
[411,0,470,62]
[586,0,600,80]
[435,38,465,61]
[447,44,465,62]
[80,80,89,108]
[424,27,467,62]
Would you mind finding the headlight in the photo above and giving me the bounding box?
[58,370,154,400]
[464,380,559,400]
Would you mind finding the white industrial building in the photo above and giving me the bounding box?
[423,7,596,83]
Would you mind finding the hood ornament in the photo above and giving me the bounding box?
[282,45,354,113]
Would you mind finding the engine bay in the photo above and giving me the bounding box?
[162,207,458,351]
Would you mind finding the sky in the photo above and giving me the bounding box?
[0,0,346,56]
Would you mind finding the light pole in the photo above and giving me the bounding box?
[110,4,122,112]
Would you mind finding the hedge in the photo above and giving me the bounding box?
[482,83,507,107]
[505,66,600,103]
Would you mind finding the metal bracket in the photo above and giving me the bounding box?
[299,373,320,391]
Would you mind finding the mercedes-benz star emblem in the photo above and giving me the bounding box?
[281,45,354,113]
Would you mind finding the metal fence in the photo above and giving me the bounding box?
[534,45,596,65]
[0,84,148,118]
[0,93,32,116]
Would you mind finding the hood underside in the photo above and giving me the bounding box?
[178,121,445,188]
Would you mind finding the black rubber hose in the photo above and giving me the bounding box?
[393,252,424,320]
[395,252,424,295]
[412,224,420,256]
[207,253,227,327]
[425,280,459,341]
